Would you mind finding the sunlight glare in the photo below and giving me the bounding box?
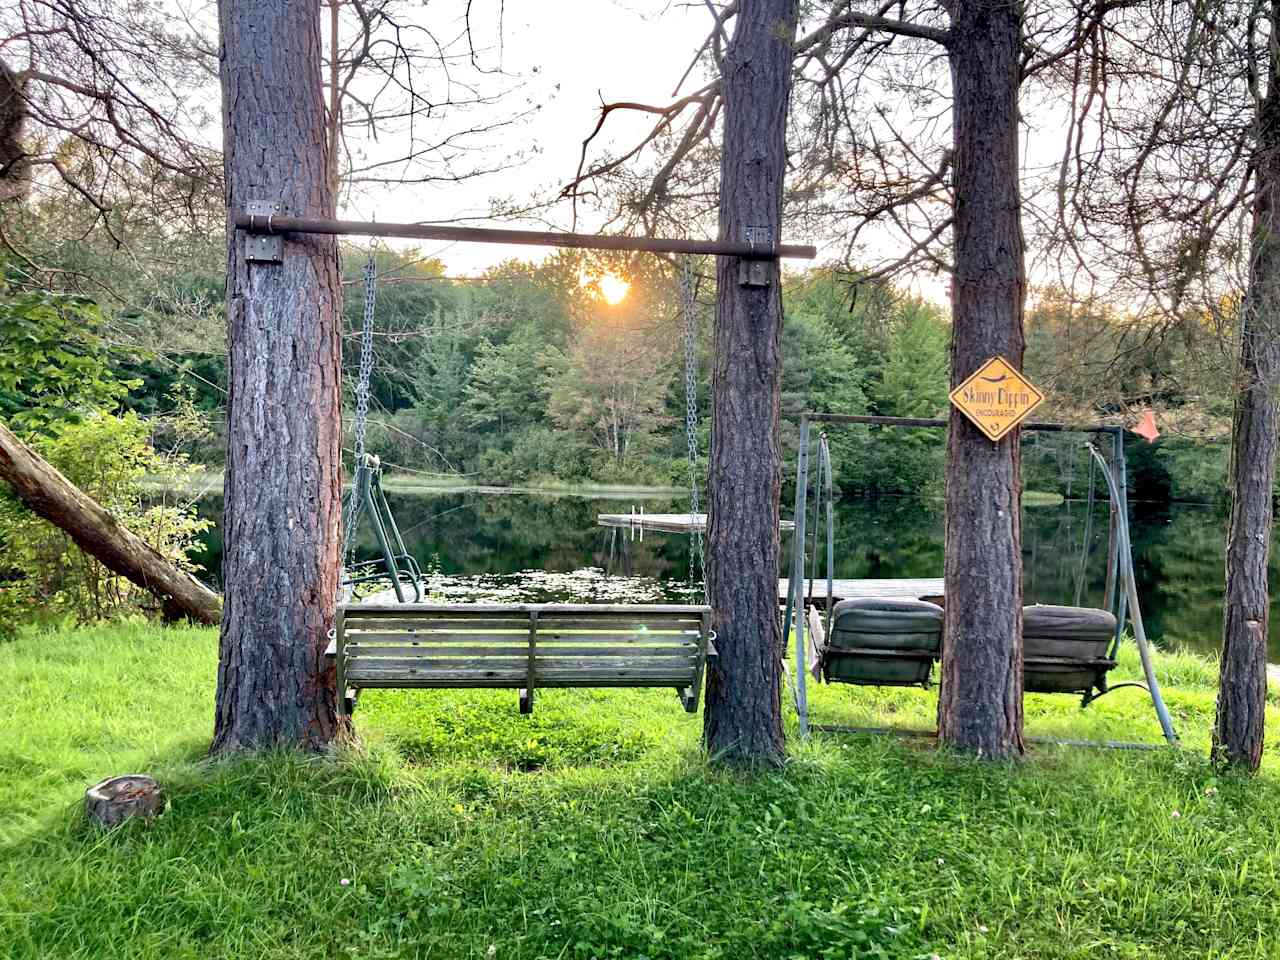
[597,273,630,305]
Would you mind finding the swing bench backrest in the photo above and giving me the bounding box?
[815,599,1120,707]
[329,603,715,714]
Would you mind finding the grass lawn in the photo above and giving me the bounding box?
[4,624,1280,959]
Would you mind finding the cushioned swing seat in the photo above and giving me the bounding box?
[821,597,945,687]
[816,599,1120,703]
[1022,604,1118,700]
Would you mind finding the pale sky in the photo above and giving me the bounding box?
[340,1,718,275]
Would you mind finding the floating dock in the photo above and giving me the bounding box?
[778,577,945,601]
[597,512,796,533]
[351,575,944,606]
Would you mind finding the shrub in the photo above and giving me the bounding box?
[589,453,680,488]
[0,580,31,641]
[0,411,210,623]
[146,382,220,463]
[0,287,133,434]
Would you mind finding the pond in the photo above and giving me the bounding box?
[188,488,1261,660]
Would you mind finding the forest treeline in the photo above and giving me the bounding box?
[3,228,1237,503]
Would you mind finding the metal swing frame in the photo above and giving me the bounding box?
[783,412,1179,747]
[342,453,423,603]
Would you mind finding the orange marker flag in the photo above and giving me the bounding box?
[1131,408,1160,443]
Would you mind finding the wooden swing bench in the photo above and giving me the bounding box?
[327,603,716,715]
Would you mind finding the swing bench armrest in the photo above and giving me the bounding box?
[324,638,337,659]
[704,635,719,663]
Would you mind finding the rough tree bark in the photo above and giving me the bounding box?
[704,0,798,765]
[212,0,345,753]
[1213,2,1280,772]
[0,421,222,624]
[0,60,30,203]
[936,0,1026,758]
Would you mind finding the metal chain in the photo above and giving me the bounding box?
[679,256,707,601]
[339,251,379,582]
[353,253,377,465]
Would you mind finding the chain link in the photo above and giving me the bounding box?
[679,256,707,601]
[339,251,379,585]
[353,254,377,465]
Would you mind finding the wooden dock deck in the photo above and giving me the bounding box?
[779,577,945,601]
[353,575,944,607]
[597,512,796,533]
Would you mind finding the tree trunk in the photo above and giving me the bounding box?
[703,0,798,766]
[1214,3,1280,772]
[0,59,31,203]
[0,420,222,624]
[936,1,1026,758]
[327,0,341,199]
[212,0,345,753]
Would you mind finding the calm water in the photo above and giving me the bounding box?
[189,489,1263,659]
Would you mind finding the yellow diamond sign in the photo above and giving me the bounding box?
[949,356,1045,442]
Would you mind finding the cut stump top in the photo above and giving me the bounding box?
[85,774,165,828]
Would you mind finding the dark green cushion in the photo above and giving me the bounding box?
[824,601,947,655]
[830,597,944,636]
[1023,605,1116,661]
[1023,604,1116,639]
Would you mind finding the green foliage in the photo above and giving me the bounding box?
[859,300,949,495]
[3,624,1280,959]
[0,412,210,623]
[783,279,951,496]
[119,353,226,418]
[413,320,472,429]
[547,315,673,471]
[464,330,558,433]
[4,197,1249,501]
[144,381,220,465]
[345,250,462,412]
[779,306,870,490]
[343,256,970,490]
[0,287,135,433]
[781,306,869,417]
[1152,436,1231,503]
[0,580,31,642]
[473,424,595,485]
[1024,288,1240,503]
[468,256,578,344]
[875,300,950,417]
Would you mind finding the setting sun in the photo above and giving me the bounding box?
[593,273,631,305]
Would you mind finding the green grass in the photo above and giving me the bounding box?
[4,624,1280,959]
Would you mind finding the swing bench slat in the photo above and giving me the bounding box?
[327,603,716,715]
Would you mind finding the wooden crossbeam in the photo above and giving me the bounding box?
[235,213,818,260]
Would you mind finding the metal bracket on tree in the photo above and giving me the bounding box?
[243,200,284,263]
[737,225,773,287]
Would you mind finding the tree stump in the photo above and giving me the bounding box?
[84,775,165,828]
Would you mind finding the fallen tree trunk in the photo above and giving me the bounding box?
[0,420,222,625]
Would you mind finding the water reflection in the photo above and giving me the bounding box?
[188,489,1256,659]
